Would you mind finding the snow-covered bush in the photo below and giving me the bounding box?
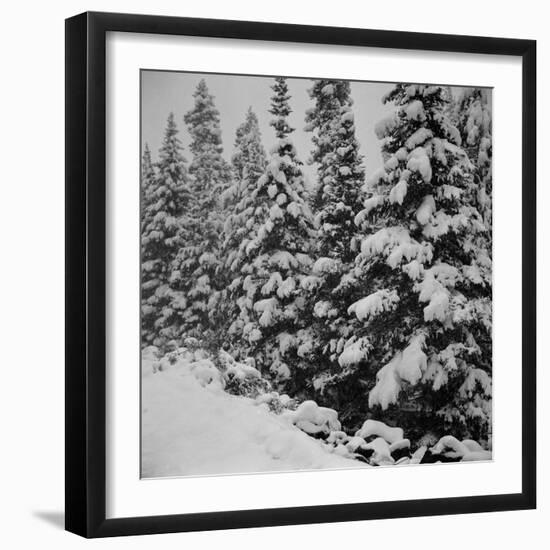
[145,346,226,391]
[355,419,404,444]
[255,391,297,414]
[187,359,226,390]
[283,400,341,437]
[428,435,491,461]
[223,360,271,398]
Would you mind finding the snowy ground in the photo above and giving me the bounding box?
[142,347,491,478]
[141,351,360,478]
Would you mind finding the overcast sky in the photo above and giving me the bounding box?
[141,71,398,184]
[141,72,481,187]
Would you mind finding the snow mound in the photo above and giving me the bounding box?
[355,419,404,444]
[389,439,411,453]
[225,361,261,381]
[431,435,492,461]
[346,436,368,453]
[142,360,357,478]
[142,346,160,376]
[364,437,394,466]
[284,400,342,435]
[187,359,226,389]
[431,435,468,456]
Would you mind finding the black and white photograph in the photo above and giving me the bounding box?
[0,0,542,543]
[140,70,493,478]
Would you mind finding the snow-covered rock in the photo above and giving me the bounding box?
[284,400,341,436]
[389,439,411,453]
[346,436,368,453]
[410,445,428,464]
[431,435,469,457]
[461,439,484,453]
[355,419,404,445]
[364,437,394,466]
[430,435,491,462]
[462,450,492,461]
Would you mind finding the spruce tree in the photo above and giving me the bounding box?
[184,79,232,201]
[221,108,268,314]
[227,77,315,386]
[223,107,268,264]
[345,84,491,444]
[301,80,368,406]
[230,107,267,187]
[169,80,231,342]
[141,116,191,347]
[140,143,156,241]
[141,142,155,200]
[454,88,492,232]
[305,80,365,257]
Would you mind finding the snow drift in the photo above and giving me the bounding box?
[141,350,359,478]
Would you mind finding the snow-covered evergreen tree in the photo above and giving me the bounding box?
[453,88,492,232]
[231,107,267,187]
[301,80,368,405]
[184,79,232,198]
[220,108,268,325]
[226,78,315,387]
[140,143,156,242]
[168,80,232,342]
[222,107,268,264]
[345,84,492,443]
[140,142,156,263]
[141,116,191,347]
[141,142,155,200]
[305,79,365,257]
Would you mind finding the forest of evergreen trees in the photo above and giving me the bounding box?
[141,76,492,448]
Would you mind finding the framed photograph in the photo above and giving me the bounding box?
[65,11,536,538]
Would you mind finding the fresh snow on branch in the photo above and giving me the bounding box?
[348,289,400,322]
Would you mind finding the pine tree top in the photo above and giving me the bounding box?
[142,142,154,178]
[183,79,231,198]
[269,77,294,139]
[230,107,267,193]
[158,113,186,166]
[184,79,225,152]
[143,141,151,159]
[143,114,190,222]
[305,79,366,260]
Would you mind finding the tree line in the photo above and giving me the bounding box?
[141,76,492,444]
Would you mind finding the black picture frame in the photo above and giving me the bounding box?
[65,11,537,538]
